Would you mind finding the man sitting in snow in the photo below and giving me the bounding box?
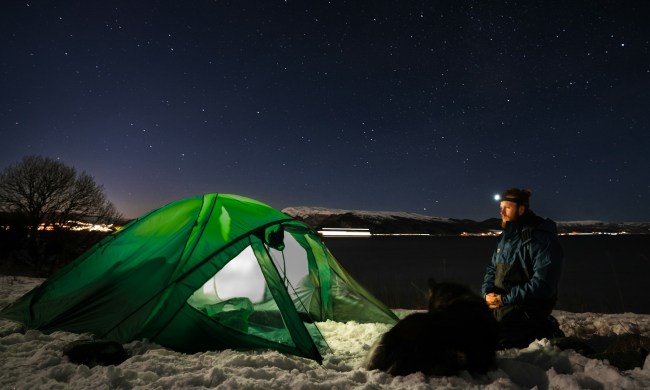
[482,188,565,349]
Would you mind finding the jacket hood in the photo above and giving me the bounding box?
[524,210,557,234]
[507,210,558,235]
[534,217,558,234]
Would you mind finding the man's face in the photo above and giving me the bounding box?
[500,200,525,228]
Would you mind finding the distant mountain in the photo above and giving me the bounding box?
[282,206,500,235]
[556,220,650,235]
[282,206,650,235]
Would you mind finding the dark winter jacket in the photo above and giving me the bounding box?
[481,210,563,315]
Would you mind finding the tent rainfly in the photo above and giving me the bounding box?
[0,194,398,362]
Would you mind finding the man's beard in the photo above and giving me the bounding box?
[501,214,519,229]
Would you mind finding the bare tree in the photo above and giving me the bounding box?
[0,155,122,272]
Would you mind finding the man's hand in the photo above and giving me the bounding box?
[485,293,503,309]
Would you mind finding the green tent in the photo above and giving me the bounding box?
[0,194,397,362]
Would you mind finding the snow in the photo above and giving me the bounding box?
[2,276,650,389]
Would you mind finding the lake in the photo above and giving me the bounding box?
[323,235,650,314]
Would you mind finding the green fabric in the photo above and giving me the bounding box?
[0,193,398,362]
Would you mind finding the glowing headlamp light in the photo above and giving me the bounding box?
[495,194,527,206]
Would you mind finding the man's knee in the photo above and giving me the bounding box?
[493,306,563,349]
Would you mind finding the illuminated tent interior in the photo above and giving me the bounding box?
[0,194,397,362]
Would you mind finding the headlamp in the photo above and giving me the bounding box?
[497,193,528,206]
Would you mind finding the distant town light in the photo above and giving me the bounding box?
[36,221,118,232]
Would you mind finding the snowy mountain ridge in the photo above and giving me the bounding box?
[282,206,452,223]
[282,206,495,235]
[282,206,650,235]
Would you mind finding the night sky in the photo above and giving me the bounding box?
[2,1,649,222]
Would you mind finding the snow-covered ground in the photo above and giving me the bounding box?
[2,276,650,389]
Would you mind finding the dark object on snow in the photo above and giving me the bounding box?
[550,336,597,356]
[363,280,499,376]
[62,339,128,367]
[552,333,650,371]
[592,349,648,372]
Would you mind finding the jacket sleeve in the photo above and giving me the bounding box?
[481,249,498,298]
[501,232,563,305]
